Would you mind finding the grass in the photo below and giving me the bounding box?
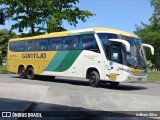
[0,65,7,72]
[148,71,160,81]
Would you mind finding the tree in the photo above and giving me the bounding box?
[134,0,160,64]
[0,0,95,34]
[0,29,18,57]
[0,50,2,65]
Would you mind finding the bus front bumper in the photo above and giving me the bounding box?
[123,73,148,83]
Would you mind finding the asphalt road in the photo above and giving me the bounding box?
[0,74,160,120]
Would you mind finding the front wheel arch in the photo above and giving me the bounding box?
[86,67,100,79]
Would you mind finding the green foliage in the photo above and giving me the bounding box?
[19,32,45,38]
[0,0,95,34]
[134,0,160,63]
[0,29,18,57]
[148,71,160,81]
[0,51,2,65]
[0,65,7,72]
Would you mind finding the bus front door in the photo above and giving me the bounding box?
[106,43,123,82]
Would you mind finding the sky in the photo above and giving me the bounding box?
[0,0,153,34]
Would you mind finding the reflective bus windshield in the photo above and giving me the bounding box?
[123,37,146,69]
[97,33,146,69]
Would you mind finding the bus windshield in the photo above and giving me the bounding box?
[125,38,146,69]
[97,33,146,69]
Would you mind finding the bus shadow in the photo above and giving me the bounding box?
[101,83,147,91]
[43,77,90,86]
[12,75,147,91]
[40,76,147,91]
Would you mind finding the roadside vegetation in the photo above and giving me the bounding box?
[148,71,160,81]
[0,65,7,72]
[134,0,160,70]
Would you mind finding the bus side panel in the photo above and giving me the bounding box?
[12,52,39,74]
[7,51,16,73]
[7,59,15,73]
[42,51,69,76]
[7,51,57,75]
[67,60,84,77]
[33,51,57,75]
[83,50,104,80]
[14,59,38,74]
[66,51,84,78]
[42,51,82,77]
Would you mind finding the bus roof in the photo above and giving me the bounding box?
[10,27,138,41]
[94,28,138,38]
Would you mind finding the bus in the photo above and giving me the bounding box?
[7,28,154,87]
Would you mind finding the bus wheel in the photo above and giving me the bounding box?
[109,82,119,87]
[18,67,26,79]
[89,71,100,87]
[26,67,34,80]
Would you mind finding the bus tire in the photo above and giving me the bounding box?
[89,71,100,87]
[109,82,119,87]
[18,66,26,79]
[26,67,35,80]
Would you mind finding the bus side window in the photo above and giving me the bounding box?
[25,40,35,51]
[48,38,55,50]
[35,39,48,51]
[63,36,78,50]
[98,33,118,57]
[63,37,69,50]
[9,42,16,52]
[16,41,25,52]
[48,38,62,50]
[79,34,99,52]
[9,41,24,52]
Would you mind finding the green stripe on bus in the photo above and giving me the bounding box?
[53,50,82,72]
[44,50,82,72]
[44,51,69,71]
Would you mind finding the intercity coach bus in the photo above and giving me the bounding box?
[7,28,154,87]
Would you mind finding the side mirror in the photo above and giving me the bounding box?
[142,44,154,55]
[109,39,130,52]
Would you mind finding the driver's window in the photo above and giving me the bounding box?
[111,44,122,64]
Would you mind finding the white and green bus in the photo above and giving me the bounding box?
[8,28,154,87]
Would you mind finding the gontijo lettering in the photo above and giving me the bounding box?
[22,53,46,59]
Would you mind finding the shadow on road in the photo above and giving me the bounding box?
[11,75,147,91]
[102,84,147,91]
[0,97,157,120]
